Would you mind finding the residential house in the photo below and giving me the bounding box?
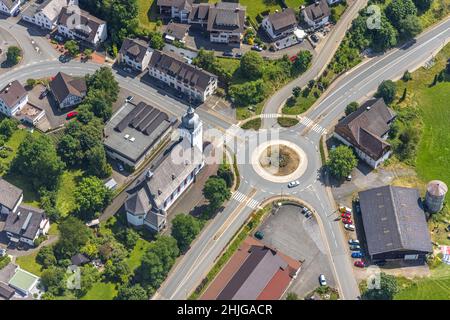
[118,38,153,72]
[49,72,87,109]
[0,282,15,300]
[56,6,107,47]
[187,3,210,26]
[22,0,72,30]
[103,101,176,169]
[157,0,193,22]
[125,107,204,232]
[302,0,330,28]
[0,178,23,215]
[0,81,28,117]
[262,8,298,40]
[71,253,90,266]
[206,2,246,44]
[3,205,50,247]
[148,50,217,102]
[334,98,396,168]
[358,185,432,262]
[163,22,190,44]
[202,237,301,300]
[0,0,20,16]
[8,267,40,297]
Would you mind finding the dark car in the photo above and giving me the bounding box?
[222,51,233,57]
[13,9,20,17]
[255,231,264,240]
[235,52,243,58]
[39,90,48,99]
[311,34,319,43]
[59,55,70,63]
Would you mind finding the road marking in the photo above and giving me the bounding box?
[232,191,262,210]
[261,113,279,119]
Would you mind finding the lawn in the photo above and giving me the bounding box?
[15,251,43,277]
[277,117,299,127]
[81,281,118,300]
[56,169,83,217]
[241,118,262,130]
[284,0,304,10]
[137,0,159,31]
[126,238,153,273]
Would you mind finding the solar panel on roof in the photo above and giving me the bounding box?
[137,109,160,132]
[114,102,147,132]
[144,112,169,136]
[130,105,153,128]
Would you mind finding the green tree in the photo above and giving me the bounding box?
[40,267,67,296]
[345,102,359,116]
[84,48,93,59]
[327,145,358,179]
[413,0,433,11]
[386,0,417,28]
[240,51,264,80]
[65,40,79,56]
[74,176,112,221]
[26,78,37,89]
[292,86,302,97]
[402,70,412,81]
[12,134,65,190]
[399,15,422,39]
[115,228,140,250]
[376,80,397,104]
[171,214,202,252]
[229,80,268,107]
[54,216,91,259]
[150,32,165,50]
[36,246,57,269]
[0,118,17,139]
[85,144,112,178]
[371,16,398,52]
[76,264,101,297]
[115,284,148,300]
[6,46,21,65]
[362,272,398,300]
[217,163,234,188]
[292,50,313,74]
[86,67,119,107]
[203,176,231,210]
[84,89,112,122]
[286,292,299,300]
[136,235,180,294]
[397,127,420,160]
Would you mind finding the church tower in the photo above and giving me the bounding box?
[181,106,203,153]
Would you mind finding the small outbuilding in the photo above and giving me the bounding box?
[71,253,91,266]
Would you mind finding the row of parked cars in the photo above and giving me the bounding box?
[340,205,366,268]
[339,206,355,231]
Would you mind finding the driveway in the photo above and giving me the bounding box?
[257,204,336,298]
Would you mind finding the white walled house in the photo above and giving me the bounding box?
[207,2,246,44]
[49,72,86,109]
[56,6,107,46]
[118,38,153,72]
[157,0,193,23]
[148,50,217,102]
[333,98,396,169]
[0,0,20,16]
[302,0,331,28]
[0,81,28,117]
[22,0,71,30]
[262,8,298,41]
[125,107,204,232]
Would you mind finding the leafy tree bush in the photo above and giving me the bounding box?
[327,145,358,179]
[362,272,398,300]
[115,284,148,300]
[386,0,418,28]
[0,118,17,139]
[203,176,231,211]
[54,216,91,259]
[240,51,264,80]
[74,176,113,221]
[413,0,433,11]
[6,46,21,65]
[65,40,79,56]
[345,102,359,116]
[402,70,412,81]
[217,163,234,188]
[229,80,268,107]
[171,214,202,252]
[376,80,397,104]
[37,246,57,269]
[40,266,67,296]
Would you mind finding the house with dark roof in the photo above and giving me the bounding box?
[0,282,15,300]
[302,0,330,28]
[0,81,28,117]
[0,0,20,16]
[3,205,50,247]
[163,22,190,44]
[188,3,210,26]
[157,0,193,22]
[56,5,107,46]
[125,107,204,232]
[118,38,153,71]
[262,8,298,40]
[49,72,87,109]
[202,237,301,300]
[148,50,218,102]
[22,0,72,30]
[103,101,176,169]
[0,178,23,215]
[358,185,432,262]
[206,2,246,45]
[334,98,396,168]
[71,253,90,266]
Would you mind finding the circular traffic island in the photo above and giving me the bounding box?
[258,144,300,176]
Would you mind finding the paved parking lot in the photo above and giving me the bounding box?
[257,204,336,298]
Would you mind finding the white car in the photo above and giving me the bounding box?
[288,180,300,188]
[0,248,6,257]
[117,164,125,172]
[348,239,360,245]
[319,274,327,286]
[344,224,355,231]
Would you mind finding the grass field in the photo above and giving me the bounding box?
[137,0,159,31]
[81,281,118,300]
[126,238,153,273]
[56,169,83,217]
[15,251,43,276]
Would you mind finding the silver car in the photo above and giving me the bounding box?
[288,180,300,188]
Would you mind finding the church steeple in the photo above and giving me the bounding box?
[181,106,203,153]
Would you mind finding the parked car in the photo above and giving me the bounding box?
[351,252,363,258]
[311,34,319,43]
[346,174,352,181]
[319,274,327,286]
[59,54,70,63]
[349,244,361,251]
[341,212,351,218]
[66,111,78,119]
[117,163,125,172]
[222,51,233,57]
[342,218,353,225]
[288,180,300,188]
[39,90,48,99]
[354,260,366,268]
[251,45,263,52]
[255,231,264,240]
[126,95,134,102]
[0,248,6,257]
[348,239,360,245]
[344,224,355,231]
[305,210,312,219]
[302,207,308,214]
[13,9,20,17]
[235,52,243,58]
[339,206,352,214]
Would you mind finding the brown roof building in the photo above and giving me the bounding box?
[0,81,28,117]
[263,8,298,40]
[202,237,301,300]
[334,98,396,168]
[118,38,153,71]
[302,0,330,28]
[206,2,246,44]
[49,72,87,109]
[164,22,190,43]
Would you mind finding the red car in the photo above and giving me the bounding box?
[341,213,351,218]
[342,218,353,224]
[354,260,365,268]
[66,111,78,119]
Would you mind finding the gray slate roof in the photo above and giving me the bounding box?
[188,3,210,21]
[4,205,46,240]
[149,50,217,92]
[157,0,192,11]
[164,22,190,41]
[359,185,433,256]
[267,8,297,33]
[0,178,23,211]
[0,282,15,300]
[335,98,396,160]
[303,0,330,22]
[57,6,106,43]
[0,81,27,109]
[119,38,149,63]
[22,0,68,21]
[207,2,246,33]
[1,0,16,11]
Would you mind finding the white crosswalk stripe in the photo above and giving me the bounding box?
[232,191,261,209]
[261,114,279,119]
[299,117,328,135]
